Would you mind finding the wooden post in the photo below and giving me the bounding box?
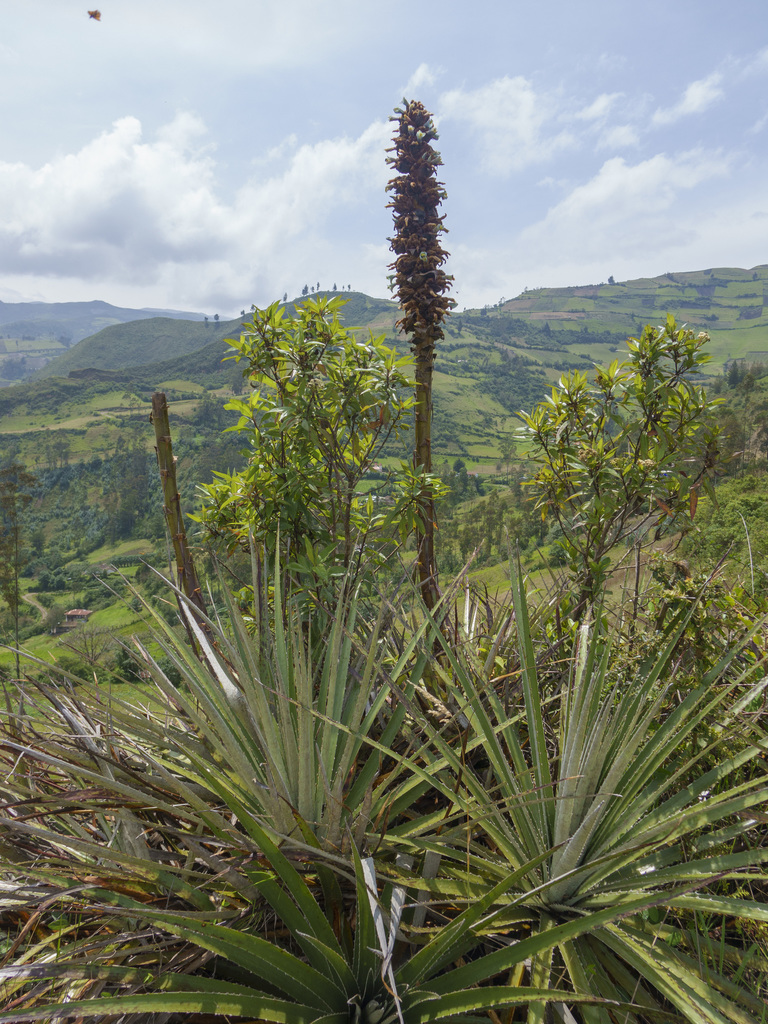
[151,392,207,621]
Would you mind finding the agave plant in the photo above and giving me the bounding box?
[0,563,603,1023]
[2,555,767,1023]
[0,807,636,1024]
[0,568,400,1012]
[0,559,652,1024]
[135,567,418,850]
[385,562,768,1024]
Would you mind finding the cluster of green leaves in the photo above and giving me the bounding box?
[0,464,38,680]
[518,316,721,605]
[196,297,445,589]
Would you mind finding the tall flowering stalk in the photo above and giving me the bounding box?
[387,100,453,609]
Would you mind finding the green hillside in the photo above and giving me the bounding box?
[6,266,768,480]
[30,291,399,380]
[0,334,538,470]
[20,266,768,391]
[32,315,241,378]
[497,265,768,369]
[0,298,208,386]
[3,276,768,687]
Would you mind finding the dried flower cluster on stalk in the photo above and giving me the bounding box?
[386,100,452,610]
[386,100,453,354]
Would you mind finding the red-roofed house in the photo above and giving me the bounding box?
[64,608,93,628]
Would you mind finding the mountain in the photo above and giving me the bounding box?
[4,268,768,474]
[0,289,541,468]
[32,292,399,380]
[33,316,242,378]
[0,298,205,345]
[30,266,768,387]
[0,298,209,386]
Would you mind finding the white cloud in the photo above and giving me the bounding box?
[402,63,441,96]
[439,76,576,174]
[595,53,628,74]
[742,46,768,76]
[536,176,570,189]
[520,149,732,258]
[446,146,747,309]
[575,93,621,121]
[597,124,640,149]
[413,167,768,313]
[0,113,391,311]
[0,283,38,303]
[652,73,724,126]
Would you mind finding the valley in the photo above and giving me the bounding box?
[2,268,768,683]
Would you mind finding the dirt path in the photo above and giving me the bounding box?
[22,593,47,618]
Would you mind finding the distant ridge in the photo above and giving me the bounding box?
[0,298,205,347]
[13,266,768,389]
[34,316,244,379]
[6,270,768,473]
[33,292,398,380]
[502,266,768,332]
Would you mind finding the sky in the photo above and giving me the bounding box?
[1,0,768,316]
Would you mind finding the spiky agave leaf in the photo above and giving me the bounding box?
[0,563,472,1018]
[0,817,651,1024]
[383,559,768,1024]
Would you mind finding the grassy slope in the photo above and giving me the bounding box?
[33,316,243,377]
[11,265,768,386]
[4,267,768,476]
[0,299,208,386]
[5,276,767,676]
[500,265,768,370]
[32,293,398,380]
[0,293,531,470]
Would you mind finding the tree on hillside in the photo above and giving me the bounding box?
[197,296,440,598]
[518,317,720,610]
[44,604,66,633]
[0,464,38,682]
[499,434,516,483]
[740,370,757,475]
[386,99,453,609]
[62,625,116,668]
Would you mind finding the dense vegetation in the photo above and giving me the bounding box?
[0,293,766,1023]
[0,106,767,1023]
[2,311,768,688]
